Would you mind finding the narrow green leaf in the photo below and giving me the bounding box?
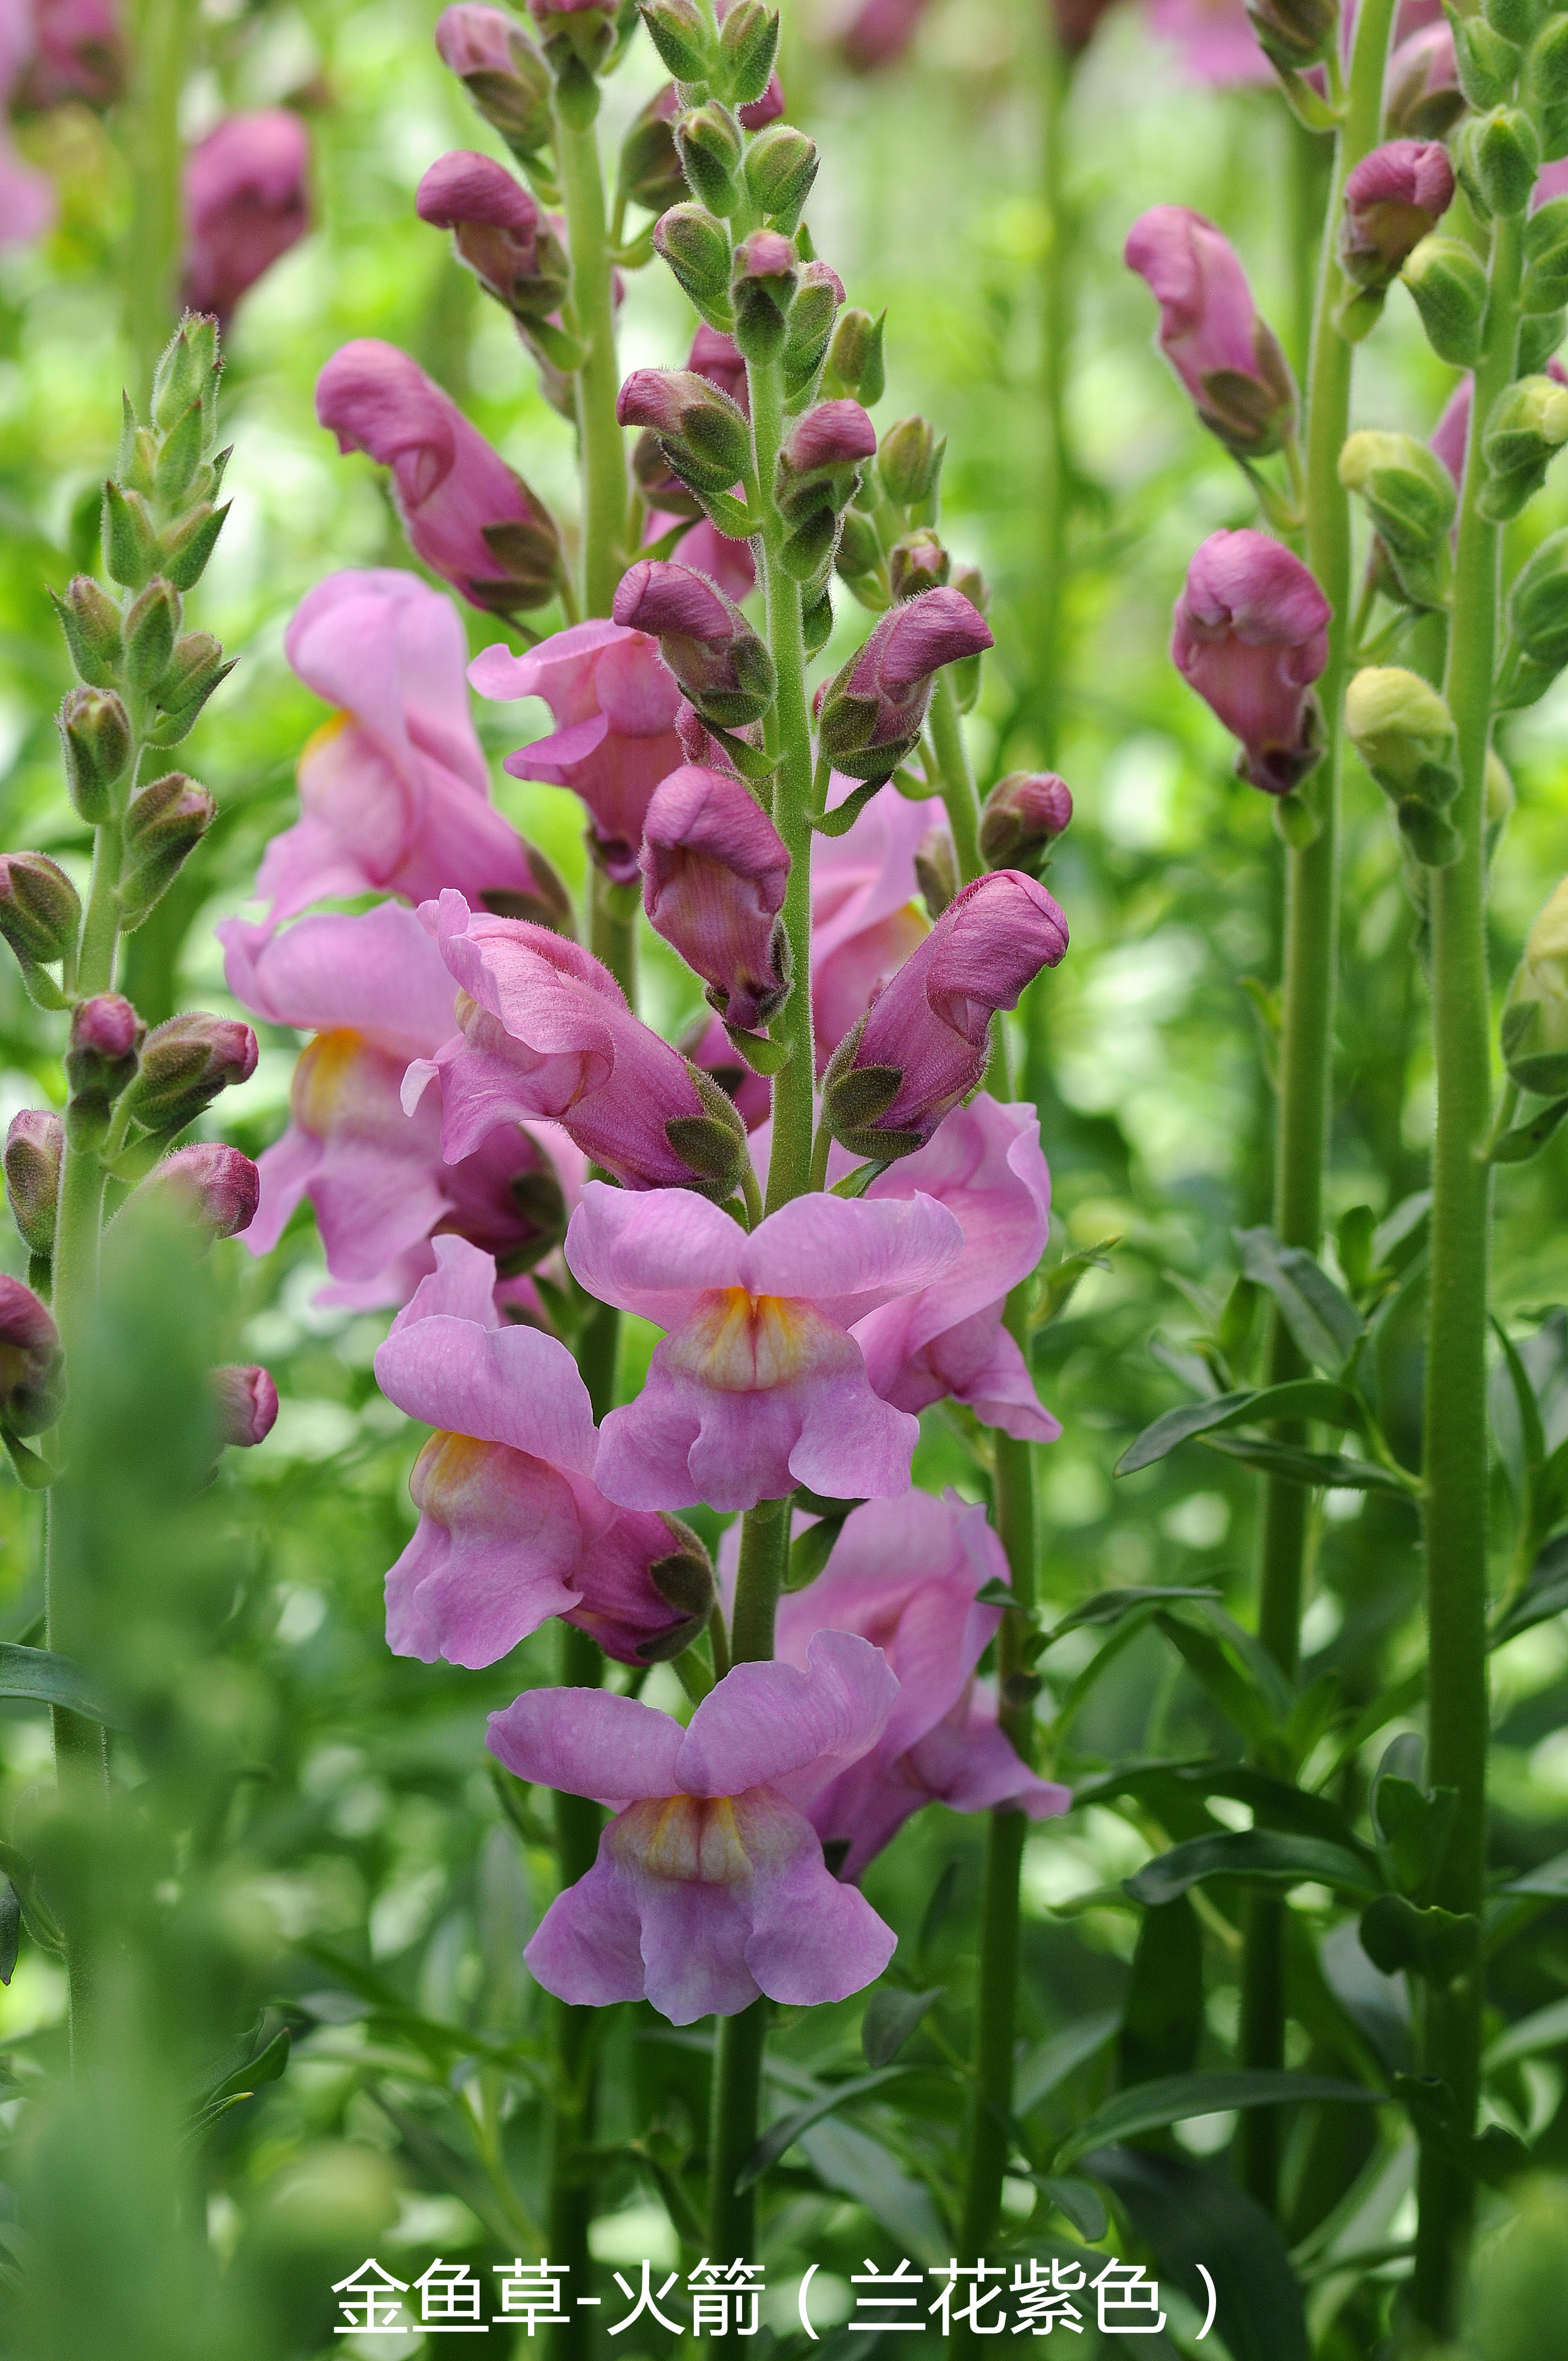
[0,1883,18,1987]
[1053,2069,1378,2170]
[1090,2147,1309,2361]
[1491,1315,1547,1486]
[1493,1538,1568,1643]
[1485,1994,1568,2070]
[1199,1434,1414,1494]
[786,1513,850,1591]
[916,1859,960,1969]
[1041,1586,1221,1642]
[811,781,884,836]
[1359,1894,1478,1984]
[735,2066,911,2193]
[1031,2175,1108,2242]
[1234,1225,1364,1370]
[1153,1610,1291,1760]
[829,1160,890,1200]
[862,1986,943,2068]
[1125,1830,1383,1907]
[1120,1897,1201,2085]
[1116,1380,1366,1477]
[1488,1095,1568,1162]
[0,1641,114,1724]
[1015,2011,1119,2115]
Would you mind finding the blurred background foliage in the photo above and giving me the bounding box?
[0,0,1566,2354]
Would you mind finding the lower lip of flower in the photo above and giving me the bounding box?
[665,1287,848,1390]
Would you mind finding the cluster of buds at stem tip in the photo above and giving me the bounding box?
[979,774,1074,879]
[1479,373,1568,521]
[524,0,621,121]
[65,993,144,1149]
[1496,527,1568,710]
[1338,430,1456,612]
[1172,530,1330,799]
[434,7,556,192]
[816,588,994,781]
[639,764,792,1035]
[1336,141,1455,340]
[1124,207,1298,460]
[612,561,776,728]
[0,1277,63,1444]
[774,399,878,591]
[5,1112,62,1262]
[0,853,81,1004]
[639,0,782,114]
[119,1012,259,1139]
[1345,667,1462,868]
[1501,879,1568,1097]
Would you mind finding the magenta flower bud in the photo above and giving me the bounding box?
[181,111,312,328]
[823,872,1069,1157]
[639,764,792,1032]
[816,588,995,781]
[729,227,801,360]
[778,398,878,490]
[1340,140,1455,292]
[978,772,1074,877]
[66,993,144,1144]
[211,1363,279,1449]
[1383,23,1463,143]
[738,69,785,130]
[316,340,562,614]
[434,4,554,164]
[1124,205,1298,457]
[1172,528,1332,796]
[841,0,929,72]
[5,1110,63,1258]
[148,1143,262,1242]
[616,366,753,502]
[0,1276,62,1438]
[611,559,777,728]
[15,0,125,112]
[689,322,749,411]
[122,1012,259,1136]
[415,151,569,322]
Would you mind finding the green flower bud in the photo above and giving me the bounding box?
[676,103,744,218]
[888,529,950,601]
[743,122,818,221]
[121,1011,259,1136]
[1522,197,1568,312]
[1402,233,1489,366]
[1346,666,1461,854]
[1451,14,1519,111]
[1529,11,1568,109]
[157,499,228,594]
[1496,526,1568,708]
[782,260,843,398]
[652,203,734,325]
[119,771,216,924]
[835,507,883,583]
[1336,429,1455,610]
[636,0,714,80]
[1519,309,1566,374]
[729,227,798,363]
[1245,0,1337,72]
[123,576,181,692]
[57,686,133,823]
[0,853,81,970]
[1480,371,1568,520]
[1484,0,1535,46]
[151,313,220,438]
[802,586,835,658]
[4,1111,62,1260]
[879,414,944,510]
[717,1,780,105]
[51,573,123,688]
[618,90,688,217]
[1501,878,1568,1092]
[101,478,158,589]
[822,306,886,407]
[1463,105,1540,217]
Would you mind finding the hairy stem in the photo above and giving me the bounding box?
[927,673,983,886]
[556,114,628,620]
[124,0,199,394]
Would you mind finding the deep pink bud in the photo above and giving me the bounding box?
[616,367,753,501]
[15,0,124,112]
[181,111,311,328]
[1172,528,1331,795]
[66,993,143,1140]
[1383,23,1463,143]
[0,1276,62,1438]
[816,588,994,781]
[689,322,749,411]
[1124,205,1298,457]
[640,765,792,1032]
[69,992,141,1067]
[612,560,777,728]
[436,2,528,73]
[211,1363,279,1449]
[979,773,1074,877]
[434,3,554,167]
[415,151,569,322]
[122,1011,259,1135]
[779,398,878,477]
[840,0,929,72]
[1340,140,1454,291]
[738,70,785,130]
[823,872,1069,1157]
[733,227,798,286]
[316,340,562,614]
[148,1143,262,1241]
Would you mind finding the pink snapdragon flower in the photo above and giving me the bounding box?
[811,780,940,1070]
[470,623,684,884]
[639,764,791,1032]
[1124,206,1297,456]
[15,0,123,111]
[489,1629,899,2021]
[375,1237,712,1667]
[850,1095,1061,1443]
[317,341,560,616]
[565,1182,964,1513]
[1339,139,1455,290]
[255,569,558,928]
[1172,528,1332,794]
[221,901,581,1307]
[774,1493,1070,1878]
[1145,0,1272,84]
[182,111,311,326]
[409,891,748,1199]
[0,4,55,246]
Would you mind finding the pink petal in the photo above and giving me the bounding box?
[624,1847,764,2022]
[676,1629,898,1802]
[524,1847,651,2005]
[487,1685,685,1807]
[906,1688,1071,1819]
[742,1818,898,2003]
[375,1259,597,1473]
[241,1123,321,1257]
[737,1191,965,1326]
[385,1435,587,1665]
[219,904,458,1055]
[564,1182,746,1330]
[388,1230,500,1332]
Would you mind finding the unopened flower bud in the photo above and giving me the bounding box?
[0,853,81,970]
[776,400,877,547]
[1173,530,1330,796]
[1502,879,1568,1093]
[123,576,181,693]
[1498,527,1568,709]
[913,822,957,920]
[782,259,844,395]
[52,573,123,687]
[835,506,884,585]
[1382,25,1464,143]
[158,502,229,596]
[151,315,220,436]
[435,5,555,167]
[1401,233,1488,367]
[676,102,744,217]
[822,304,886,406]
[120,771,217,923]
[150,631,232,739]
[1337,429,1456,610]
[57,686,132,823]
[0,1278,62,1439]
[618,86,688,217]
[652,203,735,324]
[638,0,714,78]
[878,414,943,509]
[144,1142,261,1242]
[1480,371,1568,520]
[66,993,144,1144]
[122,1012,259,1137]
[640,764,791,1030]
[744,121,818,220]
[888,529,950,601]
[526,0,620,84]
[612,561,777,728]
[1533,9,1568,96]
[1450,12,1518,111]
[616,368,753,498]
[979,772,1074,877]
[102,481,159,590]
[1340,140,1455,293]
[4,1112,62,1259]
[211,1363,279,1449]
[816,587,995,781]
[823,871,1068,1157]
[1125,206,1299,458]
[1245,0,1337,73]
[1346,665,1461,863]
[1520,310,1567,376]
[717,0,780,104]
[1523,199,1568,317]
[729,227,799,360]
[1461,106,1539,220]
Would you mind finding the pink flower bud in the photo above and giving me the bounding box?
[615,367,753,498]
[611,559,776,728]
[778,397,878,480]
[733,226,797,287]
[316,340,562,614]
[434,4,554,164]
[211,1363,279,1448]
[1124,205,1298,456]
[823,872,1068,1156]
[1383,23,1462,143]
[738,69,785,130]
[0,1275,61,1438]
[15,0,124,111]
[840,0,929,72]
[639,764,791,1032]
[181,111,312,328]
[415,150,569,322]
[1172,527,1331,795]
[123,1012,258,1136]
[816,587,994,781]
[1340,140,1455,291]
[66,994,143,1140]
[978,773,1074,877]
[148,1143,262,1242]
[5,1110,62,1258]
[689,322,749,411]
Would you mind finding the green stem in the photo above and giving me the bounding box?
[555,113,628,619]
[550,1634,605,2357]
[1411,204,1521,2341]
[927,673,983,886]
[1033,21,1072,773]
[124,0,198,395]
[708,1995,767,2262]
[1239,0,1396,2222]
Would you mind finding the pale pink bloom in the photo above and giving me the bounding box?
[850,1095,1061,1443]
[772,1493,1070,1878]
[182,110,311,325]
[0,3,55,246]
[489,1628,900,2021]
[639,764,791,1032]
[470,622,685,883]
[566,1180,964,1513]
[1145,0,1272,85]
[15,0,123,110]
[1537,159,1568,207]
[375,1237,711,1668]
[256,569,553,928]
[221,901,581,1308]
[811,779,941,1071]
[1172,527,1331,794]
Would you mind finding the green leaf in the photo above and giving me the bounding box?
[1489,1095,1568,1162]
[1393,2074,1531,2188]
[1029,2175,1108,2242]
[1015,2011,1119,2114]
[829,1160,890,1200]
[1199,1433,1414,1494]
[1090,2148,1309,2361]
[1115,1380,1366,1477]
[1491,1315,1548,1491]
[1373,1190,1431,1278]
[1125,1830,1383,1908]
[1077,1760,1370,1856]
[862,1986,943,2068]
[1153,1609,1292,1760]
[0,1882,19,1987]
[1370,1774,1456,1896]
[916,1859,960,1970]
[0,1840,64,1956]
[1120,1897,1201,2086]
[0,1641,113,1724]
[786,1510,853,1591]
[1485,1994,1568,2070]
[1035,1240,1119,1330]
[1359,1894,1479,1984]
[1234,1226,1364,1370]
[736,2066,912,2193]
[1535,1429,1568,1536]
[1041,1586,1221,1641]
[811,781,885,836]
[795,2115,950,2265]
[1053,2069,1379,2170]
[1498,1845,1568,1899]
[195,2023,291,2120]
[722,1021,792,1076]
